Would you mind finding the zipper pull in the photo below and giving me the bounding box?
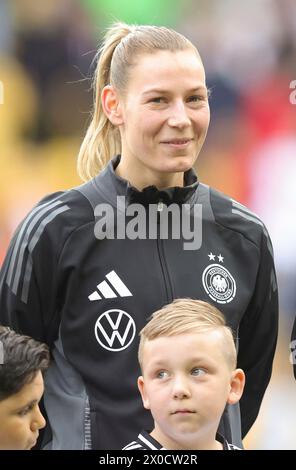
[157,200,164,212]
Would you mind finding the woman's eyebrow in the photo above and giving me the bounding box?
[142,86,207,96]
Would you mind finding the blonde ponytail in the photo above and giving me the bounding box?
[77,23,132,181]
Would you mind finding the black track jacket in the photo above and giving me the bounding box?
[0,156,278,449]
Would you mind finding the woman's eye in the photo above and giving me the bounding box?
[150,97,165,103]
[18,403,35,416]
[188,95,205,102]
[18,407,30,416]
[191,368,206,377]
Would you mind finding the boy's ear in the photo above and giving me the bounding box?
[227,369,245,405]
[137,376,151,410]
[101,85,124,126]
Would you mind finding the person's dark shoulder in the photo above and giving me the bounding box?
[37,186,95,230]
[208,185,269,250]
[14,187,96,258]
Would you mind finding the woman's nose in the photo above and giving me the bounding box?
[167,102,191,128]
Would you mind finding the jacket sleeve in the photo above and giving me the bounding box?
[237,227,279,438]
[0,212,63,347]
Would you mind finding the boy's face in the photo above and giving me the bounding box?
[0,370,46,450]
[138,331,244,449]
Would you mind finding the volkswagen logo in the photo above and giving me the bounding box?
[94,309,136,352]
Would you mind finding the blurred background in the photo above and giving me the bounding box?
[0,0,295,449]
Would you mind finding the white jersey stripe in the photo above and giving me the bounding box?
[123,443,143,450]
[138,433,159,450]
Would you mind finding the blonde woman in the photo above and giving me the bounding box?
[0,23,278,449]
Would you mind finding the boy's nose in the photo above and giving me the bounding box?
[172,376,191,399]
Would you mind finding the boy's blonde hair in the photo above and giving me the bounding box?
[138,299,237,370]
[77,22,199,181]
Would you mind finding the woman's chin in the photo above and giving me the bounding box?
[163,156,196,174]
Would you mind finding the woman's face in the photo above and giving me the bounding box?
[114,49,210,187]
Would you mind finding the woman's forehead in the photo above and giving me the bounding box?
[133,48,202,69]
[127,49,206,91]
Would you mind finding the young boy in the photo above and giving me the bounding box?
[0,326,50,450]
[123,299,245,450]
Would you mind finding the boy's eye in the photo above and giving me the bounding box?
[191,368,206,377]
[156,370,169,379]
[18,403,34,416]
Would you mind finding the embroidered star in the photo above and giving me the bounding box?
[208,252,216,261]
[218,254,224,263]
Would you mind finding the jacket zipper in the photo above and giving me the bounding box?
[156,201,174,302]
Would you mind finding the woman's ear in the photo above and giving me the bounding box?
[227,368,245,405]
[101,85,124,126]
[137,376,151,410]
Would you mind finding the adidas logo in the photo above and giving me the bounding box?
[88,271,133,301]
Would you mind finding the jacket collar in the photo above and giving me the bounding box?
[94,155,199,207]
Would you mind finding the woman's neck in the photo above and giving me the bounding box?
[115,158,184,191]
